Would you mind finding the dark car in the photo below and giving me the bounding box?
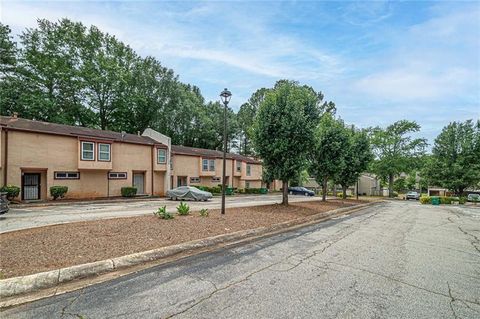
[288,187,315,196]
[405,191,420,200]
[0,192,9,214]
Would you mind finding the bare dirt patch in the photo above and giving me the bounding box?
[0,199,364,278]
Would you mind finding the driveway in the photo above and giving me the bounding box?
[0,194,322,233]
[3,201,479,318]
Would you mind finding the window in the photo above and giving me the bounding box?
[202,159,209,171]
[209,159,215,171]
[246,164,252,176]
[246,181,250,189]
[190,177,200,183]
[54,172,80,179]
[108,172,127,179]
[212,177,221,183]
[98,143,111,161]
[81,141,95,160]
[157,148,167,164]
[236,161,242,172]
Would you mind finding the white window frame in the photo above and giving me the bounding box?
[54,171,80,179]
[209,159,215,171]
[236,161,241,172]
[81,141,95,161]
[98,143,111,161]
[202,159,209,171]
[212,177,221,183]
[108,172,127,179]
[246,164,252,176]
[190,177,200,183]
[246,181,250,189]
[157,148,167,164]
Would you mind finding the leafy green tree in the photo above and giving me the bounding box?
[290,169,310,187]
[334,127,373,199]
[310,113,348,201]
[0,23,21,116]
[425,120,480,195]
[253,80,321,205]
[405,174,417,190]
[370,120,427,197]
[237,88,268,156]
[393,177,406,193]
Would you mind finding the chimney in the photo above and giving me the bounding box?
[121,131,126,139]
[137,131,140,136]
[13,112,18,118]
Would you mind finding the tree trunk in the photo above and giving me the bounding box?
[389,174,394,197]
[282,180,289,205]
[322,176,327,202]
[342,185,347,199]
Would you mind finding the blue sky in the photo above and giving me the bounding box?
[1,0,479,144]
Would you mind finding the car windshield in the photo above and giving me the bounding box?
[408,192,418,195]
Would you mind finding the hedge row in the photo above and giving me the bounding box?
[420,196,467,205]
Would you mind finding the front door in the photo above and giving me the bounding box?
[22,173,41,200]
[177,176,187,187]
[133,173,145,195]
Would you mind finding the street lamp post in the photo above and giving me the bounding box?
[220,88,232,215]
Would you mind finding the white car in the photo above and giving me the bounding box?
[405,191,420,200]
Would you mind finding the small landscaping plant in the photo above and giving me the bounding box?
[154,206,174,219]
[50,186,68,200]
[177,201,190,215]
[199,208,209,217]
[121,187,137,197]
[0,184,20,200]
[420,196,431,204]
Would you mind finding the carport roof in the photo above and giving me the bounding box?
[171,145,262,164]
[0,116,164,146]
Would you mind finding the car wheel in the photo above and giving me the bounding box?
[305,192,309,196]
[289,191,293,195]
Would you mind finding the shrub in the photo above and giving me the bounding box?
[459,197,467,204]
[244,188,268,194]
[197,186,221,194]
[121,187,137,197]
[0,184,20,200]
[439,196,452,205]
[177,201,190,215]
[154,206,174,219]
[199,208,209,217]
[50,186,68,200]
[420,196,431,204]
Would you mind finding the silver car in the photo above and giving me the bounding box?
[167,186,213,201]
[405,191,420,200]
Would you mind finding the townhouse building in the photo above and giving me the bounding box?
[0,116,171,200]
[170,145,264,189]
[0,116,264,201]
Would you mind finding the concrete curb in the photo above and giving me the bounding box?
[0,201,381,298]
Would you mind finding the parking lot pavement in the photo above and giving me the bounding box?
[3,201,479,318]
[0,194,323,233]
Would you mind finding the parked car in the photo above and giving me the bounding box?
[167,186,213,201]
[405,191,420,200]
[0,192,9,214]
[467,193,480,202]
[288,187,315,196]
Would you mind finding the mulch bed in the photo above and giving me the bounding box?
[0,199,364,279]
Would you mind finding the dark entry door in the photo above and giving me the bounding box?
[22,173,41,200]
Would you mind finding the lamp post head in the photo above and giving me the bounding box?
[220,88,232,105]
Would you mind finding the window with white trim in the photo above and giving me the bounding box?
[246,164,252,176]
[98,143,111,161]
[246,181,250,189]
[108,172,127,179]
[236,161,241,172]
[81,141,95,160]
[212,177,221,183]
[202,159,209,171]
[209,159,215,171]
[190,177,200,183]
[157,148,167,164]
[54,172,80,179]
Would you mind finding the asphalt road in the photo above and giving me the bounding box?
[2,200,479,318]
[0,194,321,233]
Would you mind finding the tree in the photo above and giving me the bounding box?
[425,120,480,195]
[237,88,268,156]
[252,80,321,205]
[310,113,349,201]
[393,177,406,193]
[0,23,21,116]
[370,120,427,197]
[405,174,417,190]
[334,127,373,199]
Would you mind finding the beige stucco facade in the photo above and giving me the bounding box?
[171,153,264,190]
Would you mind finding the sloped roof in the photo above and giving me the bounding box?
[0,116,162,146]
[171,145,262,164]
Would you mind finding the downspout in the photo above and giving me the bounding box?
[151,146,154,196]
[231,159,234,188]
[3,129,8,186]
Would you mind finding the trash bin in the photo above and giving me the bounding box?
[225,187,234,195]
[431,196,440,205]
[260,188,268,194]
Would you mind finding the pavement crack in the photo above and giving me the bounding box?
[458,226,480,254]
[60,288,86,318]
[447,282,459,319]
